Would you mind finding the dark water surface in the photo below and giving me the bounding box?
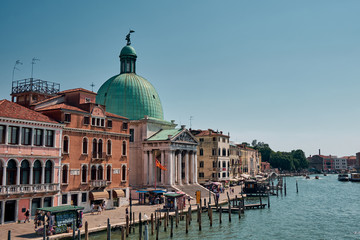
[87,174,360,239]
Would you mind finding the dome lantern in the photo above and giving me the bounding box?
[120,30,137,74]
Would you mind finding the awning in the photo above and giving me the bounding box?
[112,189,125,198]
[89,190,109,201]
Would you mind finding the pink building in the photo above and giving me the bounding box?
[0,100,63,224]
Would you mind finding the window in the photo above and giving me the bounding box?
[227,149,230,156]
[107,140,112,155]
[21,128,32,145]
[222,148,226,156]
[212,149,216,156]
[200,148,204,156]
[20,160,30,184]
[218,148,220,156]
[82,138,88,154]
[122,141,127,155]
[107,120,112,128]
[8,126,19,144]
[45,130,54,147]
[62,194,68,204]
[101,119,105,127]
[62,165,68,184]
[81,193,87,203]
[45,160,53,183]
[91,118,96,126]
[123,122,128,130]
[199,172,204,178]
[222,138,225,143]
[199,138,204,142]
[92,139,97,158]
[64,113,71,123]
[212,173,216,178]
[0,125,6,144]
[212,137,216,142]
[200,161,204,168]
[91,166,96,180]
[222,172,226,177]
[81,165,87,183]
[63,136,69,153]
[84,116,90,125]
[7,159,17,185]
[98,166,103,180]
[34,129,43,146]
[122,165,126,181]
[98,139,103,158]
[129,129,134,142]
[213,161,216,168]
[97,118,100,126]
[33,160,42,184]
[107,165,111,181]
[222,162,226,168]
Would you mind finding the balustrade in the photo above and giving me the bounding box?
[0,183,59,194]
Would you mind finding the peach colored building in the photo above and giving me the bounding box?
[34,88,130,212]
[0,100,63,224]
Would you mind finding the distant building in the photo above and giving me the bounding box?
[191,129,230,183]
[239,144,261,176]
[261,161,271,172]
[229,142,241,179]
[0,100,63,224]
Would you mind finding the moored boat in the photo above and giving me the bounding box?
[338,174,349,181]
[305,175,310,179]
[315,176,319,179]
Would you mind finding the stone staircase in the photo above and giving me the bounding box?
[171,184,214,199]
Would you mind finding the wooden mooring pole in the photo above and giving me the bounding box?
[219,205,222,224]
[139,213,142,240]
[209,204,213,227]
[85,221,89,240]
[296,180,299,193]
[107,218,111,240]
[8,230,11,240]
[77,229,81,240]
[267,190,270,208]
[126,215,130,237]
[185,212,189,234]
[170,216,174,238]
[151,213,154,235]
[284,178,287,196]
[198,206,202,231]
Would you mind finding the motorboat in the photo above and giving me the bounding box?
[305,175,310,179]
[315,176,319,179]
[338,174,349,181]
[350,173,360,182]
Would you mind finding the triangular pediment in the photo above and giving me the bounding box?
[173,131,198,144]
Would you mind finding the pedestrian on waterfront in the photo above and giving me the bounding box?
[125,207,129,217]
[98,205,102,215]
[102,201,106,211]
[24,209,30,223]
[91,203,95,215]
[187,195,191,206]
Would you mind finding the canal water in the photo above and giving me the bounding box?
[86,174,360,239]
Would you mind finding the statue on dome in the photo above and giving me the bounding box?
[126,30,135,45]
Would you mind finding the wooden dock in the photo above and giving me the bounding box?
[244,203,267,209]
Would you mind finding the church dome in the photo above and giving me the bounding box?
[96,73,164,120]
[96,36,164,121]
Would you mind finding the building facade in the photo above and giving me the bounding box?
[190,129,230,183]
[34,88,130,212]
[229,142,241,179]
[239,144,261,176]
[0,100,63,223]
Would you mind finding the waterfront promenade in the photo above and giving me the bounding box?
[0,186,241,240]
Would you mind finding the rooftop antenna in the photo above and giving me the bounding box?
[189,116,194,129]
[31,57,40,78]
[12,60,23,81]
[90,82,95,92]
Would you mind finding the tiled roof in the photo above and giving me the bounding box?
[32,95,62,106]
[195,129,229,138]
[105,112,128,120]
[0,99,59,124]
[37,103,87,113]
[58,88,95,95]
[147,129,183,141]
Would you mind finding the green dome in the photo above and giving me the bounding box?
[120,45,137,57]
[96,73,164,120]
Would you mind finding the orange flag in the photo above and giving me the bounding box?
[155,159,167,171]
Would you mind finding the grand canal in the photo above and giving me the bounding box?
[87,174,360,239]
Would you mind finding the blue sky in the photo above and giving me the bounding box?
[1,0,360,157]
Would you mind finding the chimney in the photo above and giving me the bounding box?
[319,149,321,155]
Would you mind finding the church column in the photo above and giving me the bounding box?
[149,150,154,185]
[161,150,165,185]
[143,151,149,185]
[185,152,189,184]
[194,152,198,183]
[167,150,173,185]
[177,152,182,185]
[190,152,194,184]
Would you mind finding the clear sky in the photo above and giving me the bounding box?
[1,0,360,157]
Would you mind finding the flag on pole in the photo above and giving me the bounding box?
[155,159,167,171]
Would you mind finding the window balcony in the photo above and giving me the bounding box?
[0,183,60,195]
[91,152,107,162]
[89,180,109,188]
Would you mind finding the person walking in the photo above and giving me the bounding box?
[24,209,30,223]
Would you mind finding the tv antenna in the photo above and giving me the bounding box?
[12,60,23,81]
[90,82,95,92]
[189,116,194,129]
[31,57,40,78]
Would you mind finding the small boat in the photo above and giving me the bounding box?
[315,176,319,179]
[323,173,327,176]
[338,174,349,181]
[305,175,310,179]
[350,173,360,182]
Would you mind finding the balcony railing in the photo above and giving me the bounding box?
[92,152,106,161]
[0,183,60,195]
[89,180,108,188]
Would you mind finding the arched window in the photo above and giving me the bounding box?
[122,165,126,181]
[107,165,111,181]
[92,139,97,158]
[82,138,88,154]
[200,148,203,156]
[218,161,221,168]
[98,139,103,158]
[222,161,226,168]
[122,141,127,156]
[91,166,97,180]
[7,159,17,185]
[218,148,220,156]
[20,160,30,184]
[63,136,69,153]
[107,140,112,155]
[33,160,42,184]
[62,165,68,184]
[82,165,87,183]
[98,165,103,180]
[222,148,226,156]
[45,160,53,183]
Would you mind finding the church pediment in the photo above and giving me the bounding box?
[173,131,198,144]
